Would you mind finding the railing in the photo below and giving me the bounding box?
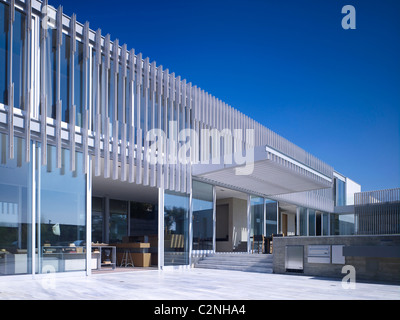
[355,188,400,206]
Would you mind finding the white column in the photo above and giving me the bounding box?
[247,194,251,253]
[296,207,300,236]
[157,188,164,270]
[86,155,92,276]
[212,185,217,253]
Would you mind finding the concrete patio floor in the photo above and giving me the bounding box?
[0,268,399,300]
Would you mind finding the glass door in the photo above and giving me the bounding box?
[250,196,264,253]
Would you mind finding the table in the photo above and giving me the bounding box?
[92,245,117,270]
[114,243,151,267]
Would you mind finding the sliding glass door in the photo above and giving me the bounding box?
[192,181,214,251]
[36,144,87,274]
[164,190,189,266]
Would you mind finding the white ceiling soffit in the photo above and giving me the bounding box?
[92,158,159,204]
[193,146,333,197]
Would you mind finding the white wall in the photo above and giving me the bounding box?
[346,178,361,205]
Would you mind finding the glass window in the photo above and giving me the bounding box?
[330,213,355,235]
[265,199,277,238]
[322,213,329,236]
[74,40,84,127]
[308,209,316,236]
[0,134,32,276]
[37,144,86,274]
[192,181,213,251]
[339,214,355,235]
[125,67,132,137]
[60,34,71,123]
[109,200,127,243]
[12,9,26,110]
[91,197,104,244]
[299,207,307,236]
[250,196,263,252]
[43,28,57,119]
[0,2,8,105]
[90,49,97,130]
[335,178,346,206]
[0,4,27,110]
[164,190,189,266]
[100,54,107,133]
[130,201,158,237]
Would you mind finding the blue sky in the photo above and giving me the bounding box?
[50,0,400,192]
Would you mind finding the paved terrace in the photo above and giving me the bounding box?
[0,269,399,300]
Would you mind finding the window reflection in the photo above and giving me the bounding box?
[60,34,71,123]
[164,191,189,266]
[308,209,316,236]
[0,3,8,105]
[250,196,263,252]
[265,199,277,238]
[74,40,84,127]
[299,207,307,236]
[0,134,32,276]
[335,178,346,206]
[109,200,127,243]
[37,144,86,273]
[44,27,57,119]
[91,197,104,244]
[12,9,26,110]
[0,3,27,109]
[192,181,213,251]
[330,213,355,236]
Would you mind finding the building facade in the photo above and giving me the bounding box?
[0,0,379,278]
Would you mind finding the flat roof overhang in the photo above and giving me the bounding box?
[193,145,333,197]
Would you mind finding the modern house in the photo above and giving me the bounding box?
[0,0,397,279]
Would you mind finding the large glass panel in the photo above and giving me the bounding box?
[74,40,84,127]
[322,213,329,236]
[316,212,322,236]
[308,209,316,236]
[330,214,339,235]
[130,200,158,266]
[61,34,71,123]
[330,214,354,235]
[90,49,97,130]
[44,28,57,119]
[0,4,26,109]
[91,197,104,244]
[192,181,213,251]
[250,196,263,252]
[0,2,8,105]
[130,201,158,237]
[12,9,26,110]
[335,178,346,206]
[109,200,127,243]
[37,145,86,274]
[299,207,307,236]
[164,190,189,266]
[265,199,277,238]
[0,134,32,276]
[43,31,72,122]
[339,214,355,235]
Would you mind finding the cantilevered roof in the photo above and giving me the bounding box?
[193,145,333,197]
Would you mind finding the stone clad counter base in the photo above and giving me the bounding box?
[273,235,400,283]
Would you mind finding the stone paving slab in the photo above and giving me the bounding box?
[0,269,399,300]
